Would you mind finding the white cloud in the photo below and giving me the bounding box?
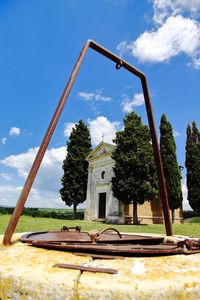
[0,146,67,207]
[1,146,66,180]
[94,94,111,102]
[0,185,20,194]
[9,127,21,136]
[178,0,200,13]
[24,186,66,208]
[173,130,181,137]
[153,0,200,25]
[0,184,66,208]
[192,56,200,69]
[1,147,39,178]
[116,41,129,57]
[63,122,75,137]
[78,92,95,101]
[130,15,200,63]
[0,185,20,206]
[88,116,121,146]
[117,1,200,67]
[2,137,7,144]
[78,91,111,102]
[182,178,192,210]
[0,173,13,181]
[153,0,174,25]
[1,146,66,178]
[121,93,145,113]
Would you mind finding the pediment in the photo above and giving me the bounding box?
[87,142,115,161]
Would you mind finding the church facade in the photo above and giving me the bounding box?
[84,142,183,224]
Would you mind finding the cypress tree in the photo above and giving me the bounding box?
[159,114,183,223]
[111,112,157,224]
[60,120,92,219]
[185,121,200,212]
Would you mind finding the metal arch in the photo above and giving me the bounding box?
[3,40,172,245]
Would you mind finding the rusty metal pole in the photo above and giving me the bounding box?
[141,77,172,236]
[3,41,91,245]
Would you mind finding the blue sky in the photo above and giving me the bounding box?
[1,0,200,210]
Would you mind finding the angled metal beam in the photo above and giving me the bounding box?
[3,40,172,245]
[3,40,91,245]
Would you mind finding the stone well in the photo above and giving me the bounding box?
[0,233,200,299]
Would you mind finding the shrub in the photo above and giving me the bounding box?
[183,210,200,219]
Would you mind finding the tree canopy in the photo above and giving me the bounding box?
[185,121,200,212]
[60,120,92,218]
[159,114,183,223]
[111,112,157,224]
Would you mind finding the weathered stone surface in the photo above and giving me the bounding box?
[78,255,200,299]
[0,234,91,300]
[0,233,200,299]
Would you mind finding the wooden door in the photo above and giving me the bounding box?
[98,193,106,219]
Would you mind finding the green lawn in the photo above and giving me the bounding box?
[1,215,199,238]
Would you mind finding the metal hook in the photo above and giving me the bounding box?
[116,60,122,70]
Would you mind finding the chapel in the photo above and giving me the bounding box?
[84,141,183,224]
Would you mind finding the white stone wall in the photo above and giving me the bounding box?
[84,143,119,221]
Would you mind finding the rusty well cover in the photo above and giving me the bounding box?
[21,228,200,257]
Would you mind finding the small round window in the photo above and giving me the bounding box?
[101,171,105,179]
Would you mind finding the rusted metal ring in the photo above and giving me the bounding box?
[86,232,100,244]
[61,226,81,232]
[61,226,68,231]
[98,228,122,239]
[75,226,81,232]
[115,60,123,70]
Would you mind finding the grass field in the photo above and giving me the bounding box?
[0,215,199,238]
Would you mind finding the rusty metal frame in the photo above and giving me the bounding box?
[3,39,172,245]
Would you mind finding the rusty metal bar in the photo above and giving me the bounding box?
[3,40,91,245]
[141,77,172,236]
[89,40,144,79]
[53,263,118,274]
[3,39,172,245]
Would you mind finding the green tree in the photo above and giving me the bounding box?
[185,121,200,212]
[159,114,183,223]
[111,112,157,224]
[60,120,92,219]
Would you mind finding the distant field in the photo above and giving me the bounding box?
[0,215,199,238]
[0,207,84,220]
